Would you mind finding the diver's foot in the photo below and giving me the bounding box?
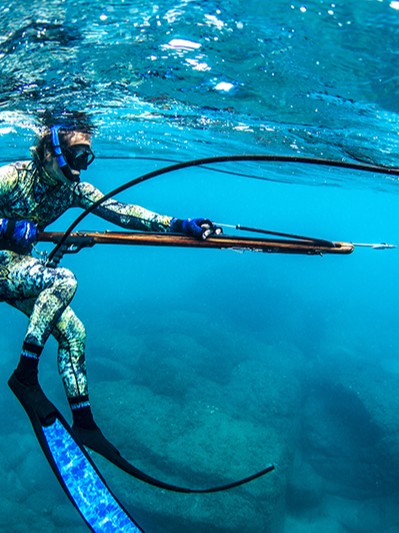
[72,425,121,457]
[8,371,57,426]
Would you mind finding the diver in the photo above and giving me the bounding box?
[1,110,221,451]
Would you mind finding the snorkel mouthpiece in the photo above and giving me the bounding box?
[50,125,80,183]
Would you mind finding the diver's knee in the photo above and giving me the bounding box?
[55,267,78,295]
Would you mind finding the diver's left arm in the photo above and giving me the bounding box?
[73,181,221,238]
[73,181,172,232]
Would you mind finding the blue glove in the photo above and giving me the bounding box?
[170,218,222,240]
[0,218,37,253]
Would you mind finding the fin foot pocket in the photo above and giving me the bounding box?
[8,371,57,426]
[72,425,121,457]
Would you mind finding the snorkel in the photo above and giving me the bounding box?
[50,125,95,183]
[50,125,78,183]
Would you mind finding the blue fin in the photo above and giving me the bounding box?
[8,373,144,533]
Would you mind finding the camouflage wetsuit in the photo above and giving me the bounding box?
[0,160,172,403]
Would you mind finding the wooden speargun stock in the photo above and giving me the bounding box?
[38,230,355,267]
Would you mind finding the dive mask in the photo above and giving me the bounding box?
[64,144,95,171]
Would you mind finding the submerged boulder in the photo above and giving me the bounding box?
[89,336,306,532]
[301,348,399,500]
[286,456,325,512]
[92,381,286,532]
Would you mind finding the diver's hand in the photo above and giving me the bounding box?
[0,219,37,253]
[170,218,222,240]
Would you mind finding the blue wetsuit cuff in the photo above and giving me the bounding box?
[170,218,184,233]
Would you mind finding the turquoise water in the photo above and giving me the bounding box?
[1,1,399,532]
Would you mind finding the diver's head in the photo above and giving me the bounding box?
[48,126,95,183]
[33,110,95,184]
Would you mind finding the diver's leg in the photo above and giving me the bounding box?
[10,292,96,428]
[0,250,78,385]
[52,307,120,454]
[51,307,96,428]
[3,252,118,451]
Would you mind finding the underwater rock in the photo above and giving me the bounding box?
[286,456,325,513]
[92,380,288,532]
[301,382,385,499]
[89,312,306,530]
[335,364,399,494]
[302,352,399,499]
[226,340,306,437]
[323,494,399,533]
[284,515,344,533]
[132,331,212,399]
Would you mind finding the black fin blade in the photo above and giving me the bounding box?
[73,424,275,493]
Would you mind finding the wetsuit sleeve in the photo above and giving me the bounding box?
[0,164,20,247]
[72,181,173,232]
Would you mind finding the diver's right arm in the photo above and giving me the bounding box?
[0,163,19,199]
[0,164,37,252]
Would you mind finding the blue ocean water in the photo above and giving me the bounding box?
[1,1,399,532]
